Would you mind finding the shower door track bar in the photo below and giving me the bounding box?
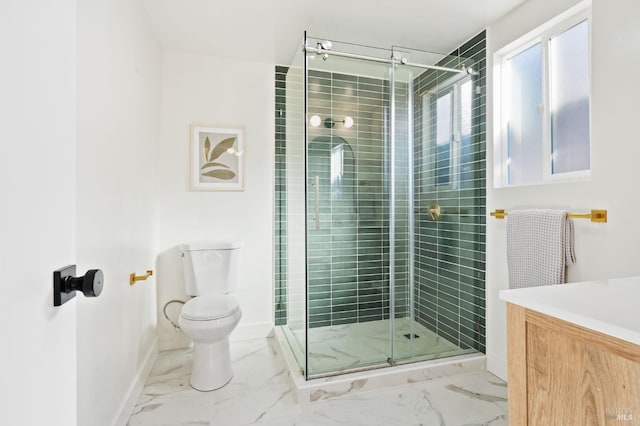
[306,360,391,380]
[304,46,467,74]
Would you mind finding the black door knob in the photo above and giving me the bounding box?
[64,269,104,297]
[54,265,104,306]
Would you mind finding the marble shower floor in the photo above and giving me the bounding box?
[290,318,475,376]
[128,337,508,426]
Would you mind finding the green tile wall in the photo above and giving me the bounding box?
[274,65,287,326]
[413,31,486,352]
[391,81,411,320]
[306,70,391,328]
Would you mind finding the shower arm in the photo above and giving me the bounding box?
[304,45,474,75]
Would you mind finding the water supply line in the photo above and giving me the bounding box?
[163,299,186,331]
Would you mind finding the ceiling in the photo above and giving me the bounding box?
[140,0,528,65]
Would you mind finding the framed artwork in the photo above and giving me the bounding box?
[190,126,244,191]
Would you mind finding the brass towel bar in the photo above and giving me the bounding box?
[130,270,153,286]
[490,209,607,223]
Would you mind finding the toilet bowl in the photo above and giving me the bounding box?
[178,240,243,392]
[178,294,242,391]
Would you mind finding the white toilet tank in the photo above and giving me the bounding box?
[180,240,243,296]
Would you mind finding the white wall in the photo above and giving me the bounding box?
[157,51,274,351]
[76,0,162,424]
[486,0,640,380]
[0,1,78,425]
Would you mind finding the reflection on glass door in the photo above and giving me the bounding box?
[305,37,393,377]
[425,76,473,189]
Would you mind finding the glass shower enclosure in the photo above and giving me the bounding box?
[276,33,485,379]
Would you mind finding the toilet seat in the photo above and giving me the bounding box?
[181,295,240,321]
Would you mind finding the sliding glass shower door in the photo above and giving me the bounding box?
[305,37,393,376]
[390,46,478,364]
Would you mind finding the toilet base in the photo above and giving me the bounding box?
[190,337,233,391]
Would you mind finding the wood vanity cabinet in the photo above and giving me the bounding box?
[506,303,640,425]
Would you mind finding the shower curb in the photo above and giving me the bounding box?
[273,327,486,404]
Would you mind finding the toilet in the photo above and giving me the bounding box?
[178,240,243,391]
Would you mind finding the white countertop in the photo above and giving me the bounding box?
[499,276,640,346]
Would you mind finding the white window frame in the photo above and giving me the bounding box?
[493,1,592,188]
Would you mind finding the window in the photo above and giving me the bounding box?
[494,3,591,187]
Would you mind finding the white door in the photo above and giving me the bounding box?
[0,1,78,425]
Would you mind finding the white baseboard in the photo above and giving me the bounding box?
[113,339,159,426]
[230,321,274,342]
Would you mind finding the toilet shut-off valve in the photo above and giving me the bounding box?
[53,265,104,306]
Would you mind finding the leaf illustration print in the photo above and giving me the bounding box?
[202,169,236,180]
[200,136,238,181]
[208,137,236,162]
[200,161,230,170]
[204,136,211,161]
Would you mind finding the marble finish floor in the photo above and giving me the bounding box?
[289,318,475,376]
[128,337,508,426]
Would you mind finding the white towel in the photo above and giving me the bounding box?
[507,209,576,289]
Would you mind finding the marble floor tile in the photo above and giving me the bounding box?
[128,336,507,426]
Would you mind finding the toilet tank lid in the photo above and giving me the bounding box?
[180,240,244,251]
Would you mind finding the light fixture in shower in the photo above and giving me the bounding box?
[309,115,322,127]
[309,115,354,129]
[343,116,354,128]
